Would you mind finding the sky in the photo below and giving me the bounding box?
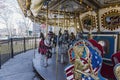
[0,0,33,30]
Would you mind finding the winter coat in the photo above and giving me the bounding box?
[38,39,52,55]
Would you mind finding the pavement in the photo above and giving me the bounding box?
[0,49,39,80]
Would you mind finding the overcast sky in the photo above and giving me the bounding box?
[0,0,33,30]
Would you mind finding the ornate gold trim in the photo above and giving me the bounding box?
[101,9,120,30]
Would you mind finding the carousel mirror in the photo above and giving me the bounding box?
[82,15,96,31]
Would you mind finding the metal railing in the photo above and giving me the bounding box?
[0,37,39,69]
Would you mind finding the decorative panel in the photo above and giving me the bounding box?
[82,32,118,60]
[82,15,96,31]
[101,9,120,30]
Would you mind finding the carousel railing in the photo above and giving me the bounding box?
[0,37,39,69]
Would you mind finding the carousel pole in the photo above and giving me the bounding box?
[33,18,36,59]
[66,15,69,30]
[78,13,83,33]
[74,12,77,35]
[46,1,49,34]
[54,15,56,33]
[63,11,65,31]
[69,13,71,31]
[25,0,37,58]
[56,0,60,80]
[88,11,93,39]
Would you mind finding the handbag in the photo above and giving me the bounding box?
[46,50,52,58]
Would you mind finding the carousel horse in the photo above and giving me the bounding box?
[100,51,120,79]
[65,40,105,80]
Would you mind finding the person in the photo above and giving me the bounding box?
[60,30,69,63]
[76,31,83,41]
[38,33,52,67]
[69,32,76,46]
[52,33,57,53]
[40,32,44,39]
[58,28,62,38]
[58,28,62,47]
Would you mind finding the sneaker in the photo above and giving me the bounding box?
[44,63,48,67]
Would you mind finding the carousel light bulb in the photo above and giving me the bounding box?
[80,0,82,4]
[115,5,118,7]
[90,7,93,11]
[109,6,112,9]
[87,6,89,8]
[105,7,108,10]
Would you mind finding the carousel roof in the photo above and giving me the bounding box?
[17,0,120,25]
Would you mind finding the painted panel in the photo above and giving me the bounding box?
[83,33,118,59]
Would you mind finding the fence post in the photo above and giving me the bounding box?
[0,44,1,69]
[11,38,14,58]
[24,37,26,52]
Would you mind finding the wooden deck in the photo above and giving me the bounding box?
[33,52,69,80]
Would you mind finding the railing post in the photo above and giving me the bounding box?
[24,37,26,52]
[10,38,14,58]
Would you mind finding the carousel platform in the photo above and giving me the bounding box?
[32,50,69,80]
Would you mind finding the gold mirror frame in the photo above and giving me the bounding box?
[82,15,96,31]
[101,9,120,30]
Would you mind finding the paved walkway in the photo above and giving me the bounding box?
[0,50,39,80]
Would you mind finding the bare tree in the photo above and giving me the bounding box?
[0,0,33,38]
[0,2,14,38]
[11,0,33,37]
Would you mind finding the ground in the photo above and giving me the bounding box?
[0,50,39,80]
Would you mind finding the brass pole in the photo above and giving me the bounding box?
[65,15,67,30]
[46,2,49,34]
[54,15,56,33]
[74,13,77,34]
[66,17,68,30]
[68,13,71,30]
[76,14,78,31]
[64,11,65,31]
[56,0,60,80]
[78,13,83,32]
[117,33,120,51]
[33,18,36,59]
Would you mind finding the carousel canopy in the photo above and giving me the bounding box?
[17,0,120,26]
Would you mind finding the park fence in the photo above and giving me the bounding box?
[0,37,39,69]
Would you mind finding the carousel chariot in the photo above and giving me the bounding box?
[65,40,106,80]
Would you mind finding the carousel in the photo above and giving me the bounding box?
[17,0,120,80]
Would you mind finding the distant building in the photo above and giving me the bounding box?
[33,23,40,37]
